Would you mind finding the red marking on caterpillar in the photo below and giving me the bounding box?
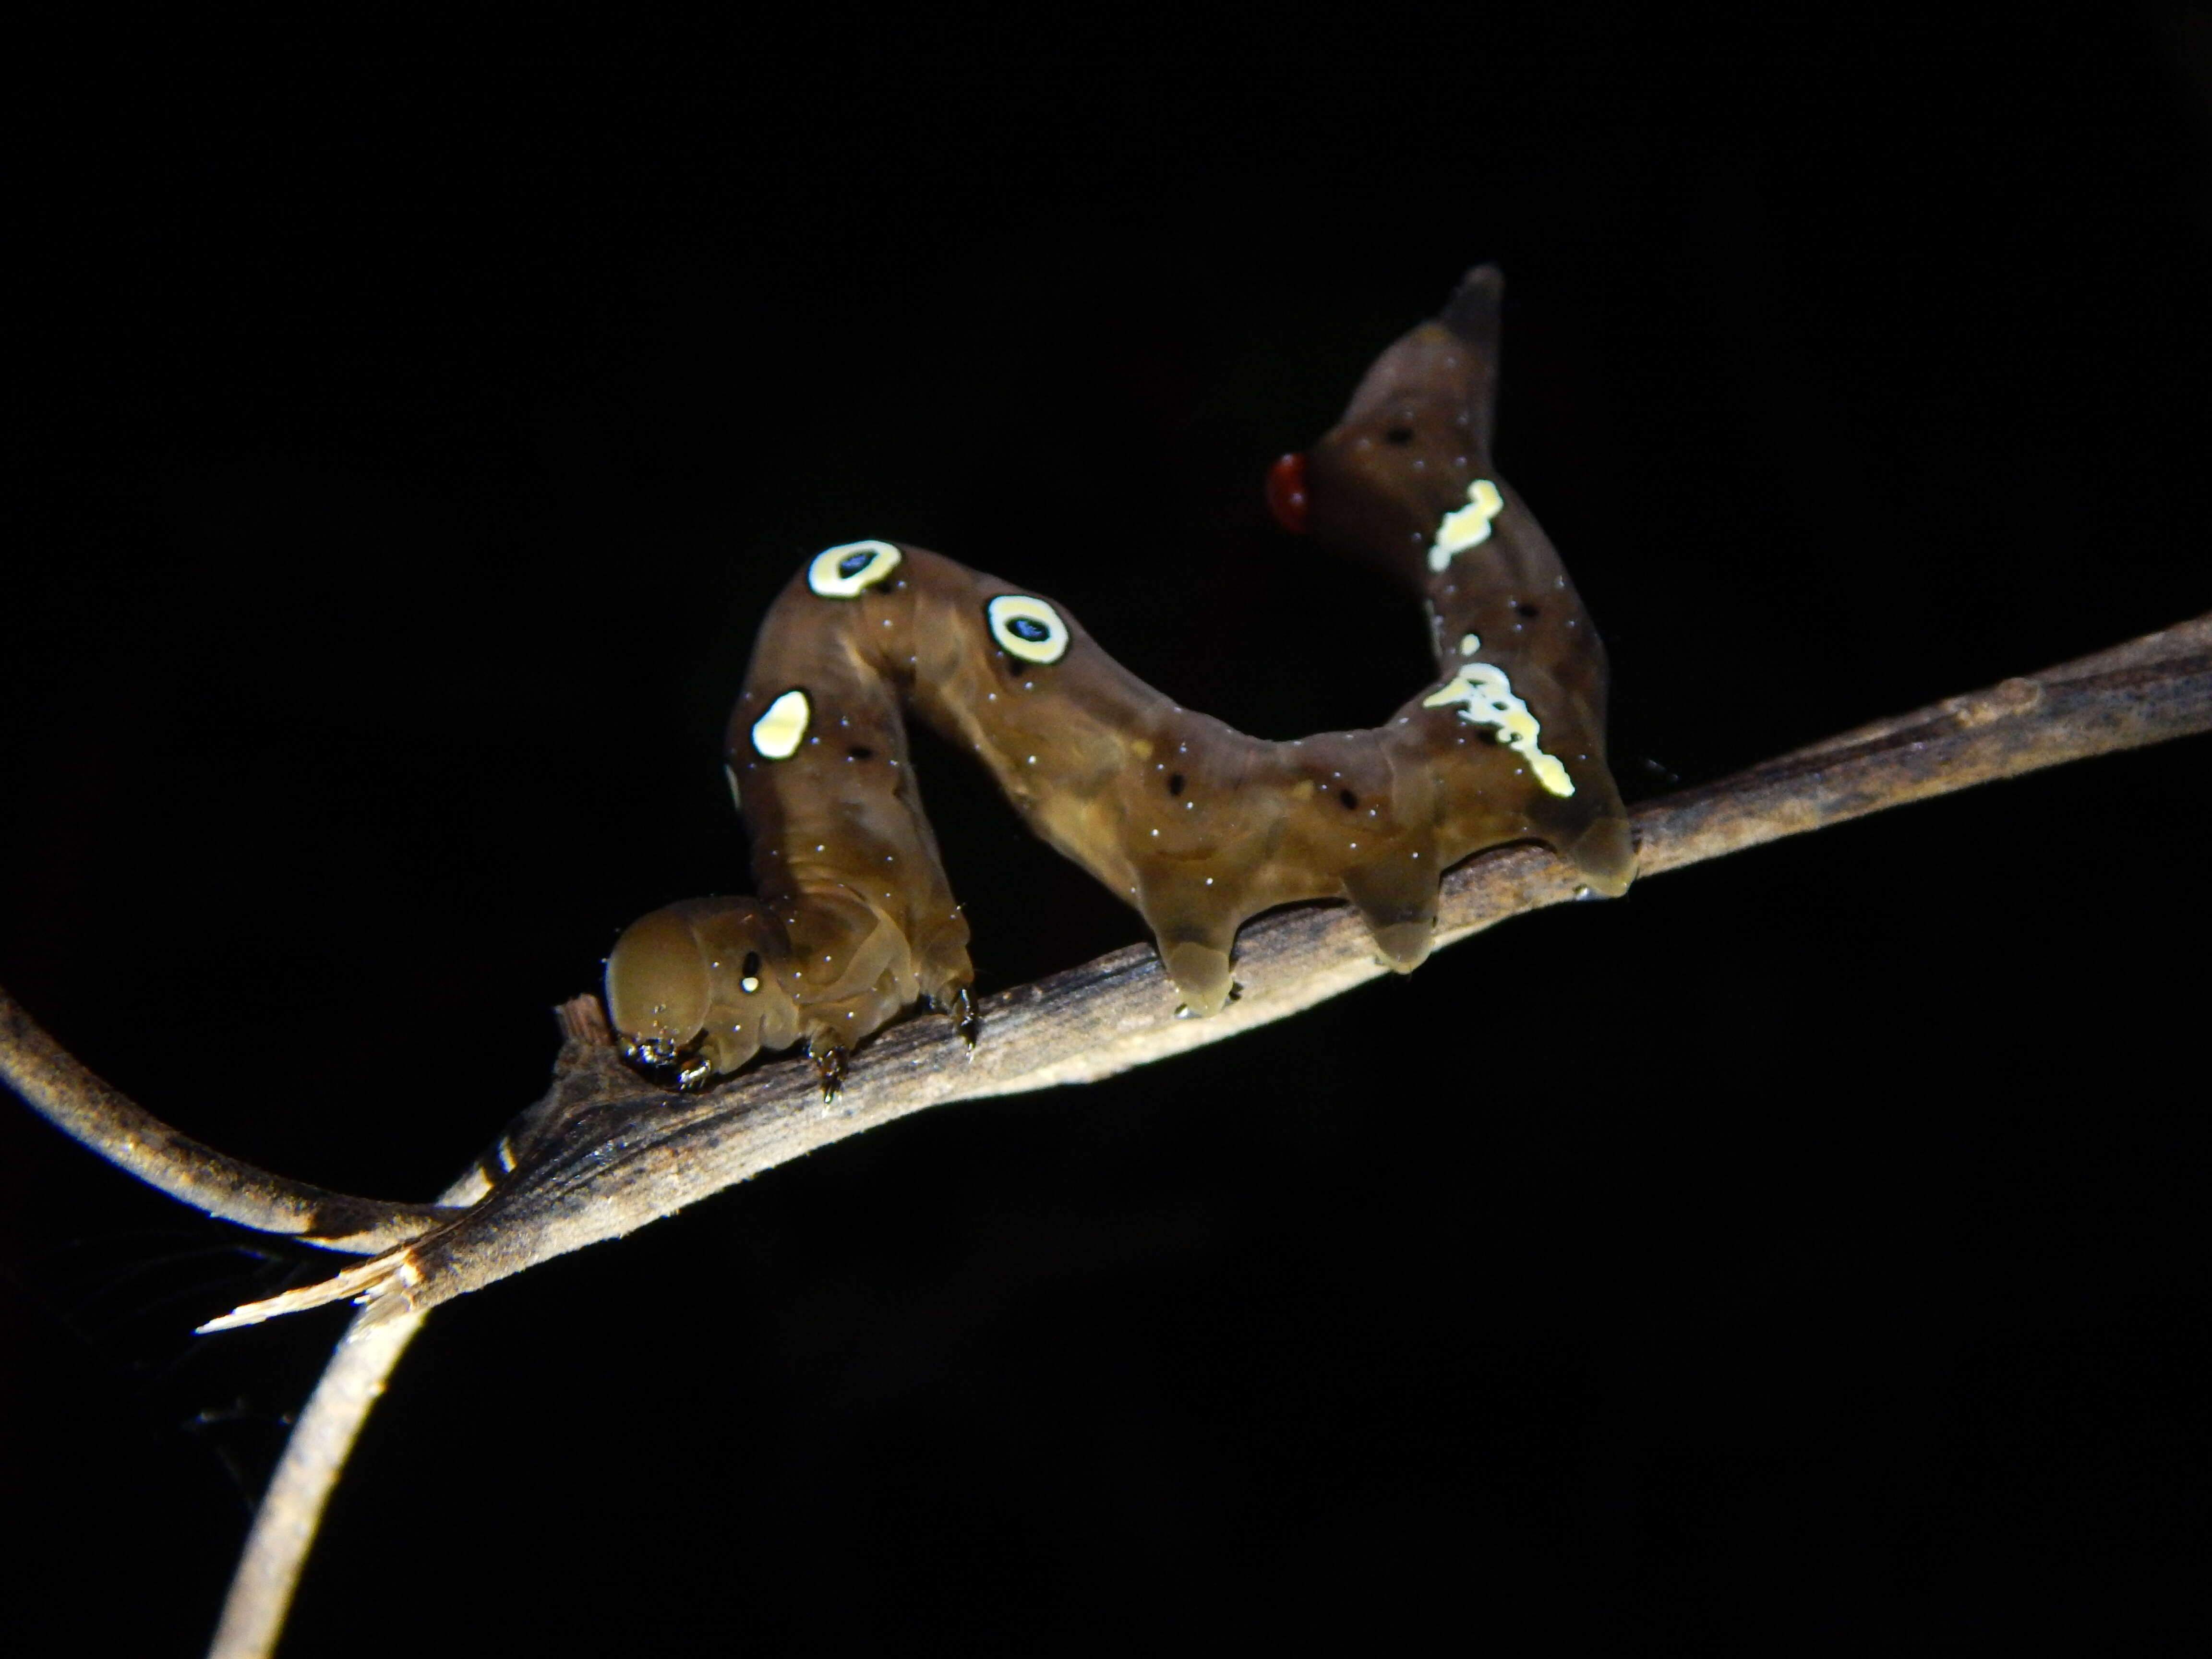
[1266,451,1310,535]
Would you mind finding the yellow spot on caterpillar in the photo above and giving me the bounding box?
[987,594,1070,664]
[807,540,902,598]
[751,689,811,759]
[1427,479,1504,572]
[1460,633,1481,657]
[740,976,761,993]
[1422,660,1576,797]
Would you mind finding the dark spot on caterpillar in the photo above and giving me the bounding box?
[741,951,761,983]
[838,551,873,577]
[848,745,874,760]
[1008,616,1050,644]
[1340,789,1358,809]
[1385,426,1414,445]
[1517,602,1540,618]
[1168,773,1185,795]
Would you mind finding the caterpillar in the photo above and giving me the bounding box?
[606,266,1635,1093]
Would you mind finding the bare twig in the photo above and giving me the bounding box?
[0,989,460,1253]
[3,614,2205,1659]
[205,1309,424,1659]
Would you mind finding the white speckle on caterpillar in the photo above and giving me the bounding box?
[808,540,903,598]
[752,689,812,759]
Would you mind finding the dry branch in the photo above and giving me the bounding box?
[0,991,461,1253]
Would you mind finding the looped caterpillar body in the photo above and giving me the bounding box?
[606,267,1635,1091]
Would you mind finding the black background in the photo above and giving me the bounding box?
[4,13,2207,1654]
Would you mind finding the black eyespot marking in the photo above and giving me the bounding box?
[838,551,872,577]
[1517,602,1540,619]
[741,951,761,982]
[1339,789,1358,809]
[1384,426,1414,445]
[1008,616,1051,644]
[1168,772,1185,795]
[847,745,875,760]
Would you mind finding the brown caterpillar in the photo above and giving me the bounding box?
[606,267,1635,1092]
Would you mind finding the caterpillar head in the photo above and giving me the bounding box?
[604,896,802,1087]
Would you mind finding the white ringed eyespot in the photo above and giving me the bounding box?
[807,540,902,598]
[751,689,812,759]
[986,594,1070,664]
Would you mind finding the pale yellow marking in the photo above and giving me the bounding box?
[807,539,902,598]
[751,689,812,760]
[1422,659,1576,797]
[987,593,1070,664]
[1460,633,1481,657]
[1427,479,1505,572]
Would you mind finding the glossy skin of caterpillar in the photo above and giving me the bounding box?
[606,266,1635,1092]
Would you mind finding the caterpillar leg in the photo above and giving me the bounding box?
[807,1034,849,1104]
[1562,813,1638,899]
[1133,868,1246,1017]
[1340,859,1442,974]
[929,983,981,1052]
[1160,934,1238,1018]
